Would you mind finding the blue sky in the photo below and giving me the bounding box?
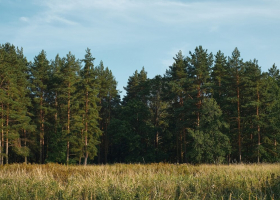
[1,0,280,96]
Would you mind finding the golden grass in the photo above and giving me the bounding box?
[0,163,279,199]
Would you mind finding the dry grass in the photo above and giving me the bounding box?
[0,163,280,199]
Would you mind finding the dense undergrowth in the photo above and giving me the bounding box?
[0,163,279,199]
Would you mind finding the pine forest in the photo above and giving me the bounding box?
[1,43,280,165]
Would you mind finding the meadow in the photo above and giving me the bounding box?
[0,163,279,200]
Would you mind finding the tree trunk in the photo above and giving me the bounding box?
[155,94,159,151]
[98,99,102,164]
[179,97,184,163]
[67,83,71,164]
[55,92,58,134]
[176,133,179,163]
[155,104,159,154]
[6,102,9,164]
[24,129,27,164]
[197,76,201,128]
[183,128,187,163]
[84,90,88,166]
[67,141,69,164]
[79,156,81,165]
[237,73,241,163]
[257,88,260,163]
[1,103,3,165]
[105,126,108,164]
[40,95,44,164]
[197,84,201,128]
[180,132,183,163]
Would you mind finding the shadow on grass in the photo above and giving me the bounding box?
[265,173,280,199]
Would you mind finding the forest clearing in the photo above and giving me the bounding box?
[0,163,279,199]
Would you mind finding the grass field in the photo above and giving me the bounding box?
[0,163,280,199]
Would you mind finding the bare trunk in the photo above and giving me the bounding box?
[105,96,112,163]
[40,95,44,164]
[6,103,9,164]
[1,103,3,165]
[67,141,69,164]
[105,107,110,164]
[274,138,277,158]
[180,132,183,163]
[67,83,70,164]
[155,114,159,152]
[84,91,88,165]
[55,92,58,134]
[155,96,159,150]
[24,129,27,163]
[98,99,102,164]
[155,131,159,149]
[42,115,45,162]
[179,97,184,163]
[176,133,179,163]
[84,91,88,166]
[237,72,241,163]
[84,152,88,165]
[197,78,201,128]
[105,118,108,164]
[183,128,187,163]
[257,89,260,163]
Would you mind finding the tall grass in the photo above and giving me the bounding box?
[0,163,279,199]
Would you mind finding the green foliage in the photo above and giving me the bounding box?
[188,98,230,164]
[0,43,34,164]
[2,42,280,164]
[94,60,118,164]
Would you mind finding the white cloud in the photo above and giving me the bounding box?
[1,0,278,94]
[5,0,279,34]
[19,17,29,22]
[34,0,280,26]
[11,0,279,62]
[44,15,77,25]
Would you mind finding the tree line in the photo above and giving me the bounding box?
[0,43,280,164]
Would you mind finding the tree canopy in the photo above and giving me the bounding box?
[1,43,280,164]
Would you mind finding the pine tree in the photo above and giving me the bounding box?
[58,52,80,164]
[15,48,35,163]
[0,43,33,164]
[115,67,153,162]
[79,48,101,165]
[147,75,169,161]
[45,54,66,163]
[242,60,264,162]
[211,50,230,107]
[228,47,244,163]
[186,46,213,128]
[165,50,189,163]
[123,67,148,105]
[261,65,280,162]
[30,50,51,163]
[95,61,118,163]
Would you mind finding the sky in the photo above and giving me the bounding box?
[1,0,280,97]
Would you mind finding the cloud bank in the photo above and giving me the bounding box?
[1,0,280,94]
